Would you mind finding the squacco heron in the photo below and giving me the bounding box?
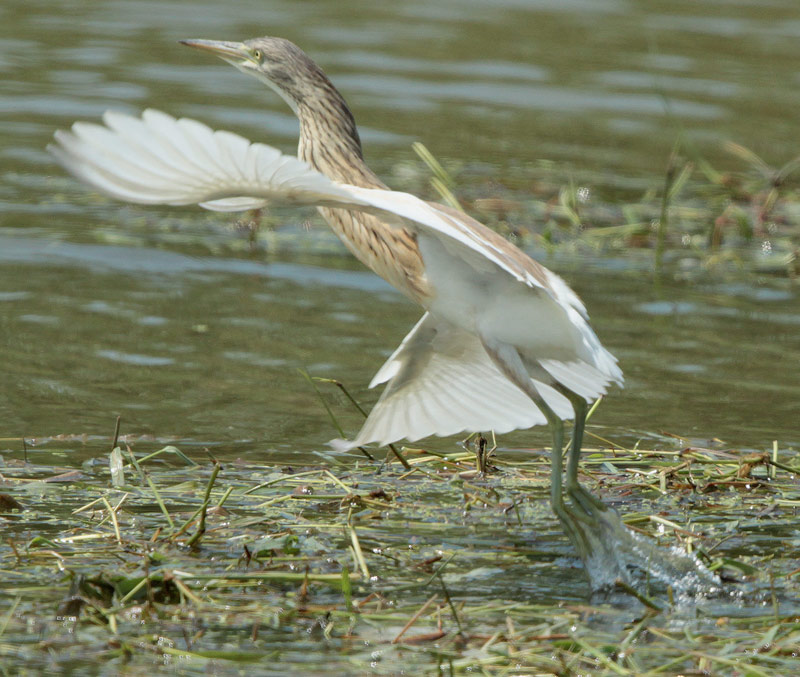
[49,37,626,583]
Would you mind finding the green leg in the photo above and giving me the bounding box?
[566,396,586,488]
[540,404,591,555]
[477,340,593,556]
[546,413,568,524]
[563,397,607,517]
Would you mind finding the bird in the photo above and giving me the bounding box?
[49,37,624,578]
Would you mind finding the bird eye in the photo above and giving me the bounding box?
[253,49,262,61]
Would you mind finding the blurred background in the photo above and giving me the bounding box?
[1,0,798,462]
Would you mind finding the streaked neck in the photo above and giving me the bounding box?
[297,96,386,189]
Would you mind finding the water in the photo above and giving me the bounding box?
[1,0,799,462]
[576,505,720,595]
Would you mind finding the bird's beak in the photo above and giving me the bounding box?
[179,39,255,65]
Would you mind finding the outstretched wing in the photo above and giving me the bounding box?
[50,110,558,298]
[49,109,355,211]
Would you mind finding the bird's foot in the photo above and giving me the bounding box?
[551,493,601,558]
[567,481,607,515]
[556,481,608,528]
[552,496,636,588]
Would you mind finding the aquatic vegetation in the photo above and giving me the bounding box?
[0,435,797,674]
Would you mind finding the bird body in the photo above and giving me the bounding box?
[319,206,431,303]
[49,37,626,582]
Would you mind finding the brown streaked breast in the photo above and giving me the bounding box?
[318,206,432,304]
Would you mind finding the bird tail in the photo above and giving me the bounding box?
[330,313,573,452]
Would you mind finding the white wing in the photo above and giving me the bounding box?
[50,110,557,297]
[331,313,575,451]
[49,109,356,209]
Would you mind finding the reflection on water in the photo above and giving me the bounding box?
[0,0,799,461]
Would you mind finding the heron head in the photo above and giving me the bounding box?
[180,37,325,114]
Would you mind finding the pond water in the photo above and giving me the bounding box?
[1,0,799,462]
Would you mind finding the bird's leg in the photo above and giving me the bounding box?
[478,340,590,552]
[542,406,583,544]
[562,393,607,516]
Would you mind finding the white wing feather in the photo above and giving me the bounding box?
[331,313,574,451]
[49,110,556,296]
[49,109,358,208]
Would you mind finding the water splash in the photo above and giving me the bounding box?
[570,507,720,597]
